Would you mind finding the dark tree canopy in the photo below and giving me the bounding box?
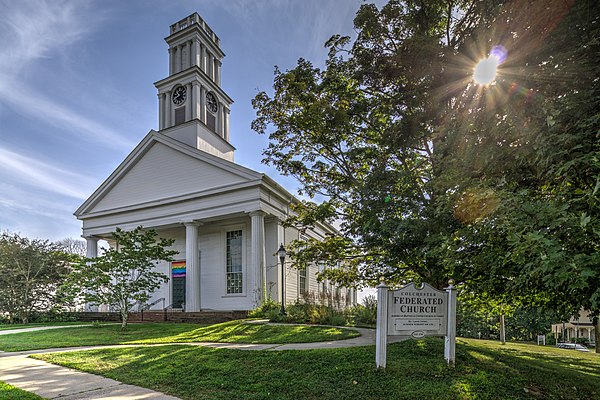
[253,0,599,324]
[0,233,71,323]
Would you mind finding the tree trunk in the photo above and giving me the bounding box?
[594,316,600,353]
[120,308,128,330]
[499,313,506,344]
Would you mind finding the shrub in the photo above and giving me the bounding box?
[349,295,377,326]
[249,299,280,318]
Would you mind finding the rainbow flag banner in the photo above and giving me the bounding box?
[172,261,186,278]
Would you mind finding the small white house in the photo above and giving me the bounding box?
[74,13,357,312]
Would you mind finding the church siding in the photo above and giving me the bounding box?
[93,143,245,212]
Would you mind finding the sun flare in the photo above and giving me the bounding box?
[473,56,499,85]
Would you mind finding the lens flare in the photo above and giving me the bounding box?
[473,45,507,85]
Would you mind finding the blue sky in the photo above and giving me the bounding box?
[0,0,385,242]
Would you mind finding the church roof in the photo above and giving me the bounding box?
[74,130,292,219]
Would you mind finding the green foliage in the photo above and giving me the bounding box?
[348,294,378,326]
[0,232,71,323]
[283,301,349,326]
[61,227,177,329]
[0,381,44,399]
[457,291,562,342]
[35,338,600,400]
[252,297,350,326]
[254,0,600,334]
[0,321,359,352]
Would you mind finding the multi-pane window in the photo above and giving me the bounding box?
[299,268,307,295]
[226,230,243,294]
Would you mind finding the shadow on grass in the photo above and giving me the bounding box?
[34,338,600,400]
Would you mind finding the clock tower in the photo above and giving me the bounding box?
[155,13,235,161]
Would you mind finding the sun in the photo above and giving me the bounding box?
[473,56,499,85]
[473,45,507,85]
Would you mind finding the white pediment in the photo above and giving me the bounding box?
[77,132,262,216]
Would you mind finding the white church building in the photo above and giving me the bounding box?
[74,13,357,313]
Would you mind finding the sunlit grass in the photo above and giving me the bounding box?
[34,338,600,400]
[0,381,44,400]
[0,320,359,352]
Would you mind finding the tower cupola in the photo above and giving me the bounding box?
[154,13,234,161]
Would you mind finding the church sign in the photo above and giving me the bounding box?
[375,280,457,369]
[388,283,447,337]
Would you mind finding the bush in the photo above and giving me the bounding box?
[573,337,590,346]
[27,310,78,323]
[248,299,280,318]
[348,295,377,326]
[251,297,349,326]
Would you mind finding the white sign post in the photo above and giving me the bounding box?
[375,280,457,369]
[375,281,389,369]
[444,281,457,367]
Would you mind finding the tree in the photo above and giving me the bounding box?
[253,0,499,289]
[62,227,177,329]
[254,0,599,347]
[0,233,70,323]
[56,238,87,258]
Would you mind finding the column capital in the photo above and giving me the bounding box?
[248,210,266,218]
[182,220,203,227]
[82,235,99,241]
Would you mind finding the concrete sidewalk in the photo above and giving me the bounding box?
[0,325,95,336]
[1,353,180,399]
[0,324,390,399]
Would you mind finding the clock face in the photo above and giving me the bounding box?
[172,86,187,105]
[206,92,218,113]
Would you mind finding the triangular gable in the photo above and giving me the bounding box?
[75,131,263,216]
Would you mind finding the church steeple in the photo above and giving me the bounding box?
[154,13,234,161]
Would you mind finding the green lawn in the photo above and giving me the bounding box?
[0,381,43,400]
[34,338,600,400]
[0,320,359,352]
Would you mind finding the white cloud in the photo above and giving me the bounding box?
[0,0,134,150]
[0,146,97,199]
[0,0,98,77]
[1,81,137,150]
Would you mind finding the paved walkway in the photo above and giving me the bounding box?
[0,324,394,399]
[0,324,95,335]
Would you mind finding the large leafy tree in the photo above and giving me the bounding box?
[253,0,499,289]
[253,0,599,344]
[0,233,70,323]
[63,227,177,329]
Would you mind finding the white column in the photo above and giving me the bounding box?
[165,91,172,128]
[209,53,214,81]
[85,236,98,258]
[83,236,99,311]
[202,45,207,73]
[249,211,266,307]
[184,41,190,69]
[224,107,230,142]
[445,281,457,367]
[216,60,221,86]
[158,93,164,130]
[190,40,196,68]
[173,46,179,74]
[194,41,201,68]
[217,103,223,138]
[191,82,200,120]
[168,48,174,75]
[200,86,206,123]
[185,82,192,121]
[375,281,389,369]
[184,222,201,312]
